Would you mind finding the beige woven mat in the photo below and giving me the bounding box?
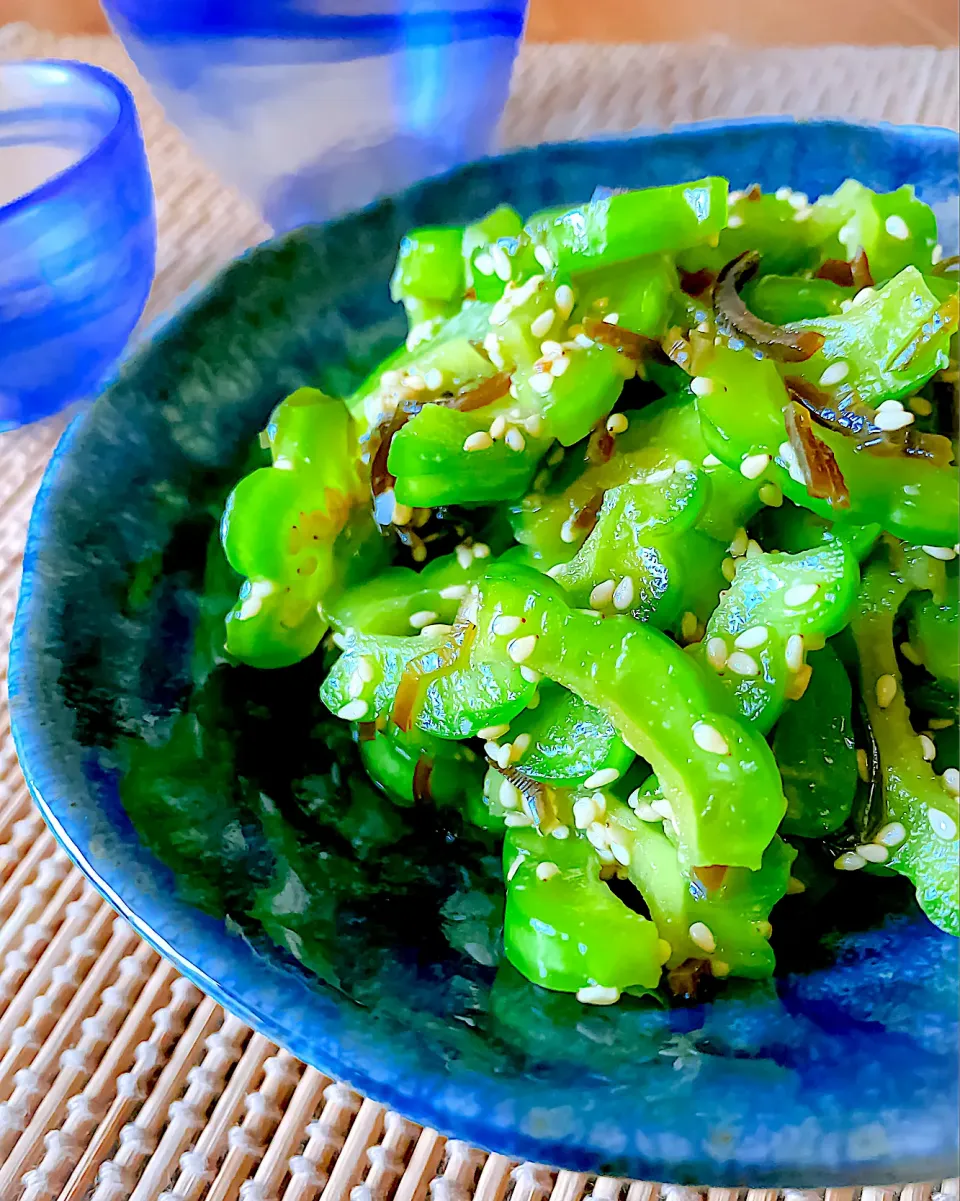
[1,23,959,1200]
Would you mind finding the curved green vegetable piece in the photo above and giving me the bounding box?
[503,825,664,996]
[851,546,959,935]
[690,536,860,734]
[775,642,858,837]
[907,574,959,690]
[742,275,853,324]
[676,188,818,278]
[606,798,796,979]
[221,388,364,668]
[573,254,681,340]
[505,682,635,787]
[390,225,465,334]
[478,564,786,869]
[360,725,485,808]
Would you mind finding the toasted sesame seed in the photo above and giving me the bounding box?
[651,798,675,820]
[712,960,732,977]
[657,939,673,964]
[819,361,850,387]
[495,744,512,770]
[534,244,555,271]
[529,372,554,395]
[726,214,744,228]
[785,633,805,672]
[910,395,934,416]
[675,459,694,473]
[540,339,563,360]
[681,611,699,642]
[499,779,521,810]
[488,415,508,441]
[455,544,474,570]
[613,576,635,610]
[554,283,575,319]
[728,527,749,558]
[835,851,866,871]
[472,542,491,560]
[392,501,414,526]
[784,582,819,607]
[464,431,493,452]
[759,482,783,508]
[513,732,532,757]
[606,412,630,434]
[689,375,717,398]
[876,674,898,708]
[549,355,571,377]
[942,767,960,796]
[874,405,914,431]
[721,557,737,582]
[490,244,512,281]
[930,717,954,730]
[508,634,538,663]
[357,656,375,682]
[536,860,560,882]
[337,699,368,721]
[409,609,439,629]
[474,252,495,277]
[689,922,716,953]
[922,544,958,561]
[928,807,957,840]
[702,453,722,467]
[602,312,620,325]
[421,622,453,638]
[884,214,910,240]
[523,414,544,437]
[585,767,621,789]
[740,452,770,479]
[610,841,631,866]
[479,723,511,740]
[573,796,599,829]
[402,373,426,392]
[856,748,870,782]
[636,801,662,822]
[492,614,522,637]
[919,733,938,761]
[576,984,620,1005]
[728,650,760,677]
[693,722,730,755]
[857,843,890,863]
[787,663,813,700]
[786,876,806,894]
[439,585,470,604]
[530,308,556,339]
[484,739,502,760]
[876,821,906,847]
[735,625,768,650]
[589,579,616,609]
[706,637,728,671]
[505,428,526,453]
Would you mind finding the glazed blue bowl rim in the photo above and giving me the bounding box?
[0,59,140,222]
[9,116,960,1187]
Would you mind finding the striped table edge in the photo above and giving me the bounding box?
[1,24,958,1201]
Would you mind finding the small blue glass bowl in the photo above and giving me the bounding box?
[9,118,960,1187]
[0,60,155,431]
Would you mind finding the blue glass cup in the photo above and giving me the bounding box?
[102,0,527,232]
[0,60,156,431]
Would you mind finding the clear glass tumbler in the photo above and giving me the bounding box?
[102,0,528,232]
[0,61,156,431]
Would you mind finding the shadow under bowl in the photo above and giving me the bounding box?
[9,118,960,1188]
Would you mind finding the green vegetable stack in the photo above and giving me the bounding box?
[219,176,959,1005]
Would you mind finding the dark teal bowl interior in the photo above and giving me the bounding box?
[10,119,960,1187]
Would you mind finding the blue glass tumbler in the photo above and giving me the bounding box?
[0,61,156,431]
[102,0,527,232]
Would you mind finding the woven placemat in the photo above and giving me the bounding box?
[1,24,958,1200]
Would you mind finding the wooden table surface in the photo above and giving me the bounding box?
[4,0,959,44]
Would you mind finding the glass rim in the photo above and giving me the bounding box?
[0,59,142,223]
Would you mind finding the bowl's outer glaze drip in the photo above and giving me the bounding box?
[9,119,960,1187]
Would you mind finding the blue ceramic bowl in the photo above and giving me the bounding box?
[10,119,960,1188]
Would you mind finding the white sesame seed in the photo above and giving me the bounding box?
[933,243,944,264]
[922,545,958,561]
[788,191,809,209]
[506,853,524,880]
[884,214,910,240]
[540,339,563,360]
[336,699,369,721]
[793,207,813,222]
[455,544,474,570]
[856,749,870,782]
[927,807,957,840]
[651,798,675,820]
[523,414,544,437]
[606,412,629,434]
[612,576,635,610]
[423,368,444,391]
[508,635,538,664]
[787,663,813,700]
[402,374,426,392]
[692,722,730,755]
[536,860,560,881]
[602,312,620,325]
[409,609,439,629]
[495,743,512,770]
[681,611,699,642]
[504,813,535,829]
[819,361,850,387]
[920,733,938,761]
[735,625,768,649]
[728,527,749,558]
[505,428,526,453]
[775,186,792,201]
[689,922,716,953]
[551,824,570,840]
[479,723,510,740]
[439,584,469,602]
[559,519,578,544]
[857,843,890,863]
[550,355,571,377]
[740,452,770,479]
[674,459,694,473]
[531,308,557,340]
[392,502,414,526]
[472,542,491,559]
[490,244,512,281]
[942,768,960,796]
[464,431,494,452]
[645,467,676,484]
[874,406,914,431]
[785,633,805,672]
[380,368,403,388]
[876,821,906,847]
[690,376,715,397]
[759,482,783,508]
[492,614,522,636]
[482,331,504,367]
[513,732,532,756]
[610,842,631,866]
[529,372,554,395]
[589,579,616,609]
[635,801,662,822]
[473,252,495,276]
[484,740,502,760]
[499,779,521,810]
[835,851,866,872]
[721,557,737,583]
[576,985,620,1005]
[726,214,744,228]
[554,284,575,320]
[534,244,555,271]
[488,415,508,441]
[357,656,375,682]
[347,673,366,699]
[519,665,541,684]
[573,795,599,829]
[702,453,722,468]
[784,582,819,607]
[573,332,594,349]
[728,651,760,677]
[706,637,729,671]
[876,673,898,709]
[584,767,621,789]
[420,623,454,638]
